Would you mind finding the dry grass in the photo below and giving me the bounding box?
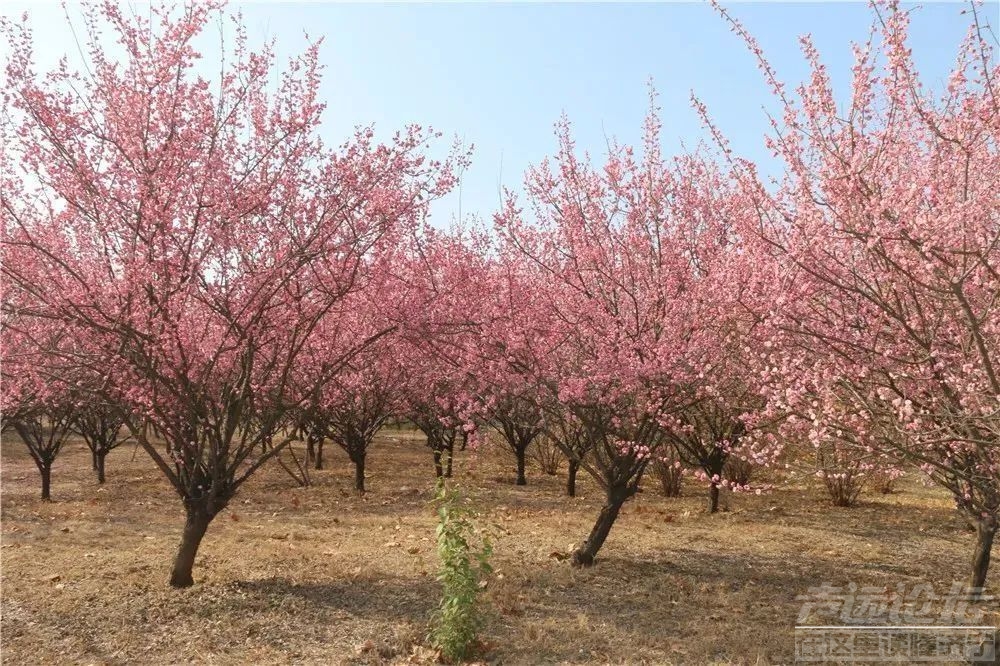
[1,430,995,665]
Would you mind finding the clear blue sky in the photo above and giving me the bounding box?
[3,1,996,225]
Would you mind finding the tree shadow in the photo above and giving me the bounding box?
[232,572,440,621]
[480,540,978,663]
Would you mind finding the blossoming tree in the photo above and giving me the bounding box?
[713,1,1000,588]
[495,105,779,564]
[0,318,77,500]
[1,4,458,586]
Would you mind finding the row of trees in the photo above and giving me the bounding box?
[2,2,997,591]
[0,382,905,509]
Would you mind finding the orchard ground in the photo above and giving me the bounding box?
[1,430,995,665]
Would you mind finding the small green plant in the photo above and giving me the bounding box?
[428,479,493,662]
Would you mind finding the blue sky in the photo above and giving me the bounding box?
[3,1,995,225]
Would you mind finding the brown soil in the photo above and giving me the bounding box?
[1,431,995,664]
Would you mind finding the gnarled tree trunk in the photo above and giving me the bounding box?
[970,516,997,593]
[709,483,720,514]
[314,438,324,470]
[170,506,214,588]
[39,462,52,501]
[572,484,630,567]
[353,454,366,494]
[566,459,579,497]
[95,451,107,484]
[515,447,527,486]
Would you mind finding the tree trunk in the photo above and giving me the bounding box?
[567,459,579,497]
[91,449,99,471]
[708,483,720,514]
[445,445,453,478]
[572,485,628,567]
[40,462,52,501]
[314,439,324,470]
[95,450,107,484]
[970,517,996,592]
[354,455,366,494]
[433,449,444,478]
[306,437,316,464]
[169,509,212,588]
[515,447,527,486]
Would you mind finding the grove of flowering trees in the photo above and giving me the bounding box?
[0,3,462,586]
[706,2,1000,589]
[2,0,998,597]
